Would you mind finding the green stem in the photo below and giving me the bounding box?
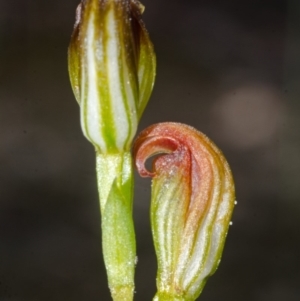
[96,152,136,301]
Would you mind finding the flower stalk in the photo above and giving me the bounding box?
[97,152,135,301]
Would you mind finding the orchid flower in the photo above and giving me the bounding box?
[134,122,235,301]
[68,1,155,300]
[68,1,235,301]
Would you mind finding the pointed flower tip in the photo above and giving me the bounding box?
[68,0,156,153]
[133,122,236,301]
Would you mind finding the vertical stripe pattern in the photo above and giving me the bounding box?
[68,0,156,153]
[133,123,235,301]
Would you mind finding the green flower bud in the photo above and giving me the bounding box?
[134,123,236,301]
[68,1,156,300]
[68,0,156,153]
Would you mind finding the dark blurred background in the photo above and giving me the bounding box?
[0,0,299,300]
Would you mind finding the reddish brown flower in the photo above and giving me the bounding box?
[134,122,235,301]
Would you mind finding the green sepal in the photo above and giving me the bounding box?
[68,17,81,103]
